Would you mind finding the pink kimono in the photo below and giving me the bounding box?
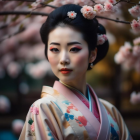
[19,81,133,140]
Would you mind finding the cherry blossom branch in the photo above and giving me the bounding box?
[0,11,131,24]
[91,0,140,5]
[114,0,140,5]
[40,3,57,9]
[0,11,49,16]
[90,0,98,5]
[96,15,131,24]
[0,27,25,43]
[3,0,35,2]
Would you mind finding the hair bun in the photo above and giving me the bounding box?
[93,23,109,65]
[97,23,106,34]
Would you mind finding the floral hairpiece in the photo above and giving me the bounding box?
[81,5,96,20]
[67,11,77,19]
[97,34,108,45]
[67,6,107,45]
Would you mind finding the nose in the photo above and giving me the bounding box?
[60,51,70,66]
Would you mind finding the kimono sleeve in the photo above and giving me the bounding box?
[19,97,63,140]
[100,99,133,140]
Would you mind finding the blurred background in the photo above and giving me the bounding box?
[0,0,140,139]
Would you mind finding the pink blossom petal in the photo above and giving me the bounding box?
[94,4,104,13]
[104,2,114,12]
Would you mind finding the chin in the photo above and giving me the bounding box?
[59,75,75,83]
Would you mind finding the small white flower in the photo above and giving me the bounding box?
[67,11,77,19]
[97,34,108,45]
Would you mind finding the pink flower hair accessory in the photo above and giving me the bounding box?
[67,11,77,19]
[81,5,96,20]
[97,34,108,45]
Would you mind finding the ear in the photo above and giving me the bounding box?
[89,48,97,63]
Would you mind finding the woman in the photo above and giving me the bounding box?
[19,4,132,140]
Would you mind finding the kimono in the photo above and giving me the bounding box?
[19,81,133,140]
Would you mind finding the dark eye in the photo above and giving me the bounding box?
[70,47,81,52]
[50,48,59,52]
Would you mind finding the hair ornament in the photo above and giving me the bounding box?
[97,34,108,45]
[81,5,96,20]
[67,11,77,19]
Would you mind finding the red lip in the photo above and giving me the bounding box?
[60,68,72,74]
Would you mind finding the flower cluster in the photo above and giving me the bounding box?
[97,34,108,45]
[80,1,117,20]
[81,5,96,20]
[128,5,140,18]
[130,91,140,104]
[131,18,140,32]
[114,37,140,73]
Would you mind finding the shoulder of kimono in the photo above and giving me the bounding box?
[31,94,57,107]
[99,98,121,116]
[99,98,131,138]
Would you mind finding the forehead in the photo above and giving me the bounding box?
[48,26,84,43]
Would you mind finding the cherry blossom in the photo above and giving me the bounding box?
[128,5,140,18]
[97,34,108,45]
[107,0,116,4]
[25,60,52,79]
[7,62,21,78]
[94,4,104,13]
[12,119,24,134]
[114,52,125,64]
[130,91,140,104]
[133,37,140,45]
[104,2,114,12]
[119,42,132,58]
[131,19,140,32]
[67,11,77,19]
[0,95,11,113]
[133,46,140,56]
[81,5,96,20]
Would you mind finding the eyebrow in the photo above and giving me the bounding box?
[49,42,81,46]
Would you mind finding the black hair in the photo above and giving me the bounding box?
[40,4,109,70]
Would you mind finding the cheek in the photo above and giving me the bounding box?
[48,53,58,67]
[73,51,89,66]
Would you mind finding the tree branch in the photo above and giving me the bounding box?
[0,11,131,24]
[40,3,57,9]
[96,15,131,24]
[0,27,25,43]
[90,0,140,5]
[0,24,8,30]
[0,11,49,16]
[114,0,140,5]
[2,0,35,2]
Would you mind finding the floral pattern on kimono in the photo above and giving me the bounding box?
[19,81,133,140]
[107,111,120,140]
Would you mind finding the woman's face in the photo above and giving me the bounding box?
[47,26,96,83]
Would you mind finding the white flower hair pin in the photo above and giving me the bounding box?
[67,11,77,19]
[97,34,108,45]
[81,5,96,20]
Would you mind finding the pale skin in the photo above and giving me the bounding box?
[47,26,97,96]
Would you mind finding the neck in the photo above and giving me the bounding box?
[59,75,87,96]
